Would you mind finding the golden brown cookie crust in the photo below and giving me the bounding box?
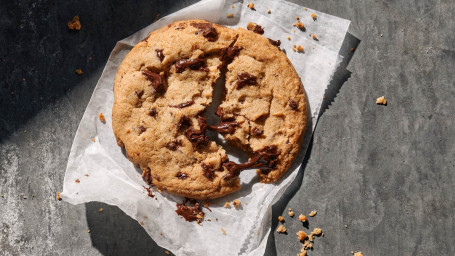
[112,20,306,199]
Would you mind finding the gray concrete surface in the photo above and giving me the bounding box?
[1,0,454,255]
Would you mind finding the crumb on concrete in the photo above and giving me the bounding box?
[309,210,317,217]
[350,47,355,52]
[23,196,28,199]
[233,199,241,208]
[226,13,234,18]
[376,96,387,105]
[353,252,363,256]
[296,230,308,241]
[288,208,295,217]
[221,227,226,235]
[68,15,81,30]
[56,192,62,201]
[303,240,313,250]
[87,229,91,233]
[312,228,322,236]
[164,250,170,255]
[277,225,287,233]
[75,68,83,75]
[99,208,103,212]
[308,234,314,242]
[299,214,307,222]
[278,216,284,222]
[99,113,106,123]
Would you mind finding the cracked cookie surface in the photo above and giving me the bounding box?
[112,20,307,199]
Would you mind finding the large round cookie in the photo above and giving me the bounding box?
[112,20,307,200]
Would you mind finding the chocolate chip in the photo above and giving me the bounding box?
[268,38,281,48]
[155,49,164,62]
[184,116,208,148]
[149,108,157,117]
[251,127,263,136]
[247,23,264,35]
[176,200,204,222]
[236,73,258,89]
[208,121,239,134]
[169,100,194,108]
[178,116,193,131]
[289,99,298,110]
[176,172,188,179]
[223,145,280,180]
[175,58,209,73]
[201,162,215,179]
[191,22,218,42]
[138,126,146,134]
[135,90,144,98]
[220,46,242,62]
[142,70,165,94]
[166,140,181,151]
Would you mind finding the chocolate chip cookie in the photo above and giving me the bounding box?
[112,20,307,200]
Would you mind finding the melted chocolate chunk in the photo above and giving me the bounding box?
[138,126,146,134]
[216,107,224,119]
[169,100,194,108]
[155,49,164,62]
[252,24,264,35]
[184,116,208,148]
[268,38,281,47]
[191,22,218,42]
[178,116,193,131]
[175,58,209,73]
[208,121,239,134]
[236,73,258,89]
[223,145,280,180]
[176,172,188,179]
[148,108,157,117]
[142,70,165,94]
[176,200,204,222]
[166,140,181,151]
[201,162,216,179]
[135,90,144,98]
[251,127,263,136]
[220,35,241,62]
[289,99,298,110]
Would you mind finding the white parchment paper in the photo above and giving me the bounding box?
[62,0,350,255]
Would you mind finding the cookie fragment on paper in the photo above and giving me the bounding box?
[376,96,387,105]
[68,15,81,30]
[232,199,241,208]
[247,2,255,10]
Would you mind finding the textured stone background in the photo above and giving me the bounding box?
[1,0,454,255]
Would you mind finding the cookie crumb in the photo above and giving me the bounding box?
[309,210,317,217]
[153,13,160,23]
[304,7,308,11]
[298,214,307,222]
[293,20,305,29]
[226,13,234,18]
[75,179,80,183]
[99,208,103,212]
[23,196,28,199]
[350,47,355,52]
[56,192,62,201]
[353,252,363,256]
[376,96,387,105]
[287,36,291,40]
[303,240,312,250]
[84,174,89,177]
[267,9,271,14]
[221,227,226,235]
[288,208,295,217]
[380,33,383,37]
[296,230,308,241]
[233,199,241,208]
[296,45,304,52]
[277,225,287,233]
[308,234,314,242]
[247,2,255,10]
[312,228,322,236]
[345,224,348,228]
[68,15,81,30]
[224,202,231,208]
[164,250,170,255]
[312,34,318,40]
[87,229,91,233]
[99,113,106,123]
[140,221,144,226]
[91,138,95,142]
[75,68,83,75]
[278,216,284,222]
[311,13,317,20]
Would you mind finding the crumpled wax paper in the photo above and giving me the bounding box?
[61,0,350,255]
